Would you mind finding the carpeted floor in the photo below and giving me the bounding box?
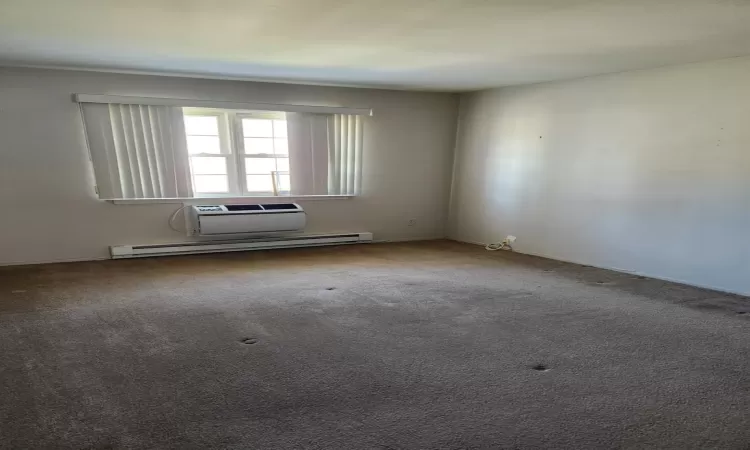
[1,241,749,449]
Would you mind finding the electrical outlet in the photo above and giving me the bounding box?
[408,219,417,227]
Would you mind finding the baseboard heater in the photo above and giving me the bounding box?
[110,232,373,259]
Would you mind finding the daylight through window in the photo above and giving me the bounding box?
[184,109,290,196]
[77,98,365,200]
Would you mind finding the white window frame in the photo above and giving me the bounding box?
[184,109,238,197]
[184,108,288,197]
[235,112,290,196]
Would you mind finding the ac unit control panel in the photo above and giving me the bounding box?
[194,206,224,213]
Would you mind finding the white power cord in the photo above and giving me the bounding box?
[168,205,191,233]
[486,235,516,251]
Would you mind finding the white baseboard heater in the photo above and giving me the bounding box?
[110,232,373,259]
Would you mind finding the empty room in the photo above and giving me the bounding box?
[1,0,749,448]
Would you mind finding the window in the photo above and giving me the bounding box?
[241,116,290,195]
[184,109,290,196]
[77,98,365,200]
[184,113,232,194]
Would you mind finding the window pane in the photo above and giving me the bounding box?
[242,119,273,137]
[187,136,221,155]
[277,174,291,192]
[184,115,218,136]
[245,158,276,175]
[246,175,274,192]
[244,138,274,154]
[276,157,289,172]
[273,120,287,138]
[191,156,227,175]
[274,138,288,155]
[194,175,228,193]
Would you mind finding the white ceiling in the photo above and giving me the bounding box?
[2,0,750,91]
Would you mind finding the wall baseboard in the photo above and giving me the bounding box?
[450,238,749,298]
[372,236,446,244]
[10,237,744,298]
[0,237,446,268]
[0,256,110,268]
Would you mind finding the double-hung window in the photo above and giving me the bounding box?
[76,95,368,200]
[184,112,234,195]
[239,114,290,195]
[184,109,291,196]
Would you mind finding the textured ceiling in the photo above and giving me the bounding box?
[1,0,750,91]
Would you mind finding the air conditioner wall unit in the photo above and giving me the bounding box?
[188,203,305,236]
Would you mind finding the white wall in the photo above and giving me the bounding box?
[450,56,750,295]
[0,68,458,265]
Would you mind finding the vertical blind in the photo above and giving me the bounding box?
[328,114,364,195]
[81,104,192,199]
[78,99,368,199]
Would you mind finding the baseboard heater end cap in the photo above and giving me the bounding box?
[110,245,134,258]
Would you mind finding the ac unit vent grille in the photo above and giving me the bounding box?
[224,204,263,211]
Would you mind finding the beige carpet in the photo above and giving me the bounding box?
[1,241,749,449]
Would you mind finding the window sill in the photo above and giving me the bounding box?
[107,195,353,205]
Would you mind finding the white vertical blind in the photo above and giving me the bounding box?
[327,114,363,195]
[80,103,367,199]
[81,104,192,199]
[287,113,331,196]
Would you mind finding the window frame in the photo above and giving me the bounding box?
[235,112,290,196]
[183,109,238,197]
[183,108,289,197]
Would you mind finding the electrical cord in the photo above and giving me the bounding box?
[168,205,191,233]
[485,236,516,251]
